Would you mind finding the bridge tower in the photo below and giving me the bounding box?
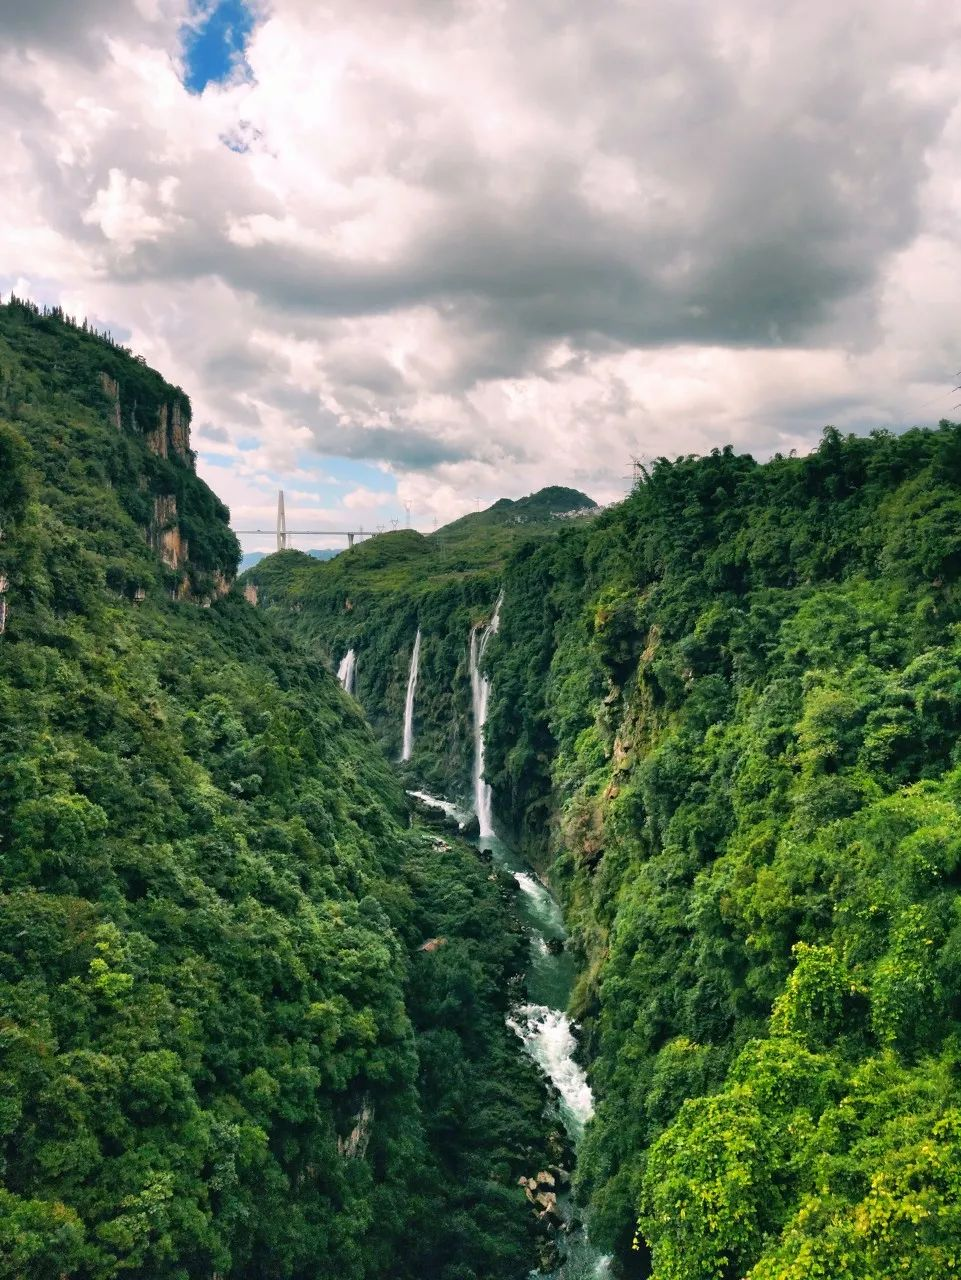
[276,490,287,551]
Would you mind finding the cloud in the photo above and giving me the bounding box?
[1,0,184,60]
[1,0,960,537]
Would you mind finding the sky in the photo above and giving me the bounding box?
[2,1,961,553]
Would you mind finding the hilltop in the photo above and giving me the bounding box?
[249,485,596,605]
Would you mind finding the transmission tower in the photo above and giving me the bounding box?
[276,489,287,551]
[625,457,646,491]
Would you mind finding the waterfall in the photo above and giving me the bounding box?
[470,594,502,837]
[506,1005,595,1138]
[416,793,611,1278]
[337,647,357,695]
[401,628,421,762]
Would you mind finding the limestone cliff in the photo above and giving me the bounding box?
[145,397,192,462]
[91,351,235,600]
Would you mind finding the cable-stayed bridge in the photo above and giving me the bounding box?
[233,491,375,552]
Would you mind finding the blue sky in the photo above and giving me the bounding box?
[181,1,256,94]
[180,5,416,549]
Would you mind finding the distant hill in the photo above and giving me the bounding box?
[432,486,597,561]
[240,547,339,572]
[243,486,599,791]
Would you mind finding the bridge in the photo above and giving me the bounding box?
[233,491,376,552]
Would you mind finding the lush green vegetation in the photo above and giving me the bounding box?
[41,270,961,1280]
[482,428,961,1275]
[254,425,961,1276]
[0,300,555,1279]
[246,486,595,794]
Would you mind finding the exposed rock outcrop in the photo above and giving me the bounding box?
[518,1173,563,1225]
[149,494,187,571]
[337,1098,374,1159]
[100,373,121,430]
[417,936,447,953]
[145,400,192,462]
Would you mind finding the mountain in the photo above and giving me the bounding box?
[254,423,961,1277]
[239,548,340,572]
[243,487,598,793]
[0,298,556,1279]
[14,287,961,1279]
[486,430,961,1273]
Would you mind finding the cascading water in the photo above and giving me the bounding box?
[400,628,421,762]
[470,594,502,837]
[411,790,609,1278]
[337,647,357,695]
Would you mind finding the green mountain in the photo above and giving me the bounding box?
[244,486,597,794]
[240,549,339,572]
[486,431,961,1274]
[0,298,556,1279]
[258,423,961,1277]
[10,288,961,1280]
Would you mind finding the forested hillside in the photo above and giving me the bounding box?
[484,429,961,1276]
[255,420,961,1277]
[0,300,555,1279]
[246,486,595,793]
[19,283,961,1279]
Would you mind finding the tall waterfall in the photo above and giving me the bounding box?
[401,628,422,762]
[470,594,502,837]
[337,647,357,695]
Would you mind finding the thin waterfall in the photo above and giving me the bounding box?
[401,628,421,762]
[470,594,502,837]
[337,647,357,695]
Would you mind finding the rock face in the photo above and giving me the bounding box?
[145,400,192,462]
[100,373,121,430]
[169,400,190,457]
[100,370,219,601]
[150,494,188,571]
[337,1098,374,1159]
[244,582,259,606]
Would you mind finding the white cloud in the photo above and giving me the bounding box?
[82,169,178,251]
[1,0,960,535]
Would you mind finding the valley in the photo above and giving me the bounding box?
[4,296,961,1279]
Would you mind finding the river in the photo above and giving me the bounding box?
[410,791,610,1278]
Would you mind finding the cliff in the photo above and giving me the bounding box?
[0,296,238,603]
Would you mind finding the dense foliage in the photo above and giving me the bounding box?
[246,487,595,794]
[0,302,554,1279]
[483,428,961,1275]
[149,275,961,1280]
